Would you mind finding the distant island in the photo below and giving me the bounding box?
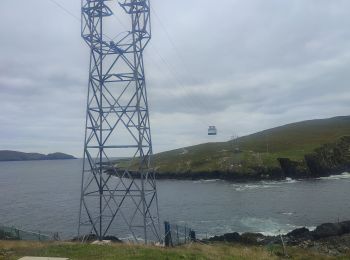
[114,115,350,181]
[0,151,76,161]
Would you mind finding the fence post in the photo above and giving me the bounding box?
[16,229,20,240]
[176,225,179,245]
[190,230,196,242]
[164,221,172,247]
[11,226,15,239]
[53,232,60,241]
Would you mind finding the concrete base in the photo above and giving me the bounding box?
[91,240,112,245]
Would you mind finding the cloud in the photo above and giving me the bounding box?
[0,0,350,156]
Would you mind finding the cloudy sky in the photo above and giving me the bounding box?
[1,0,350,157]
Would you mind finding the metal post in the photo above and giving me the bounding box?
[164,221,172,247]
[78,0,160,243]
[176,225,179,245]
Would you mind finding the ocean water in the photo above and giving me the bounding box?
[0,159,350,239]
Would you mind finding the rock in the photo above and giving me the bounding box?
[278,158,298,177]
[103,236,122,243]
[285,227,313,245]
[305,153,329,177]
[207,232,240,242]
[240,233,265,244]
[287,227,311,238]
[305,136,350,177]
[204,219,350,252]
[190,230,196,241]
[312,223,343,239]
[299,240,312,248]
[339,221,350,233]
[223,232,240,242]
[208,232,266,245]
[208,235,224,242]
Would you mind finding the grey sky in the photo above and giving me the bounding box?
[1,0,349,156]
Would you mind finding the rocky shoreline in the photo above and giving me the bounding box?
[114,167,350,182]
[71,221,350,256]
[152,167,350,182]
[204,220,350,256]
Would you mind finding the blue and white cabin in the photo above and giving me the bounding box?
[208,126,217,135]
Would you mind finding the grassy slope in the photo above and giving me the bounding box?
[0,241,345,260]
[152,116,350,174]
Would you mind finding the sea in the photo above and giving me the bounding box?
[0,159,350,240]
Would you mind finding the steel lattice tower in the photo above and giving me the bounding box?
[78,0,160,243]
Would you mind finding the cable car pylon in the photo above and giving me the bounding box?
[78,0,160,244]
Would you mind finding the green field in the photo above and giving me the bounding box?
[0,240,347,260]
[151,116,350,174]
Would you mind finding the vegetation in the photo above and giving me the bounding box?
[0,240,348,260]
[0,151,76,161]
[150,116,350,176]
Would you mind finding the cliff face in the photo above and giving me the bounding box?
[278,136,350,179]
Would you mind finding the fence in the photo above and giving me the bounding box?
[0,224,59,241]
[164,221,196,247]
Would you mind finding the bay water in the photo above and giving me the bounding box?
[0,159,349,239]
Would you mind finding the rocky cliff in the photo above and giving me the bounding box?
[278,136,350,179]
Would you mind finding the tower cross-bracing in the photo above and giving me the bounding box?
[78,0,160,243]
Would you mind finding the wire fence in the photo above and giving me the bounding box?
[0,224,59,241]
[164,221,196,247]
[0,222,195,245]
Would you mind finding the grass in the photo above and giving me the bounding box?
[150,116,350,174]
[1,240,349,260]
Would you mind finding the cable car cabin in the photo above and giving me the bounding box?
[208,126,217,136]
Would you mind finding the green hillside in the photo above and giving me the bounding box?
[152,116,350,176]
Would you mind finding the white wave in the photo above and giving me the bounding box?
[197,219,228,223]
[239,217,316,236]
[233,184,275,192]
[118,235,144,242]
[281,212,294,216]
[264,224,317,236]
[260,230,287,236]
[260,178,298,187]
[285,177,298,184]
[265,178,298,185]
[318,172,350,180]
[232,181,293,191]
[202,179,221,182]
[193,179,221,184]
[240,217,289,236]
